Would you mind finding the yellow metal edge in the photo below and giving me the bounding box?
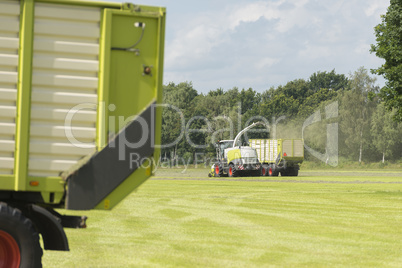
[94,159,153,210]
[96,8,112,150]
[153,10,166,163]
[35,0,166,14]
[14,0,35,191]
[35,0,121,8]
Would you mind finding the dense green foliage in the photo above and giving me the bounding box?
[371,0,402,122]
[160,68,401,165]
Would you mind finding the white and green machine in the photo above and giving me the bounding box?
[210,122,262,177]
[0,0,165,266]
[209,122,304,177]
[249,139,304,176]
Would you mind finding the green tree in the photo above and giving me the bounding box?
[309,70,349,92]
[370,0,402,122]
[297,88,338,118]
[161,82,198,162]
[371,103,401,162]
[258,92,299,120]
[340,67,379,163]
[237,88,260,114]
[277,79,310,103]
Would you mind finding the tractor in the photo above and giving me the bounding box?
[209,122,264,177]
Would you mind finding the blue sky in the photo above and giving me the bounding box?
[114,0,388,94]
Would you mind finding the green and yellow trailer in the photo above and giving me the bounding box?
[249,139,304,176]
[0,0,165,266]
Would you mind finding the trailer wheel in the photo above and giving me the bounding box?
[261,165,269,176]
[288,168,299,176]
[0,230,20,267]
[0,203,43,268]
[228,164,238,177]
[267,165,279,177]
[281,167,298,176]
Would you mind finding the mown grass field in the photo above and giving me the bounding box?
[43,168,402,267]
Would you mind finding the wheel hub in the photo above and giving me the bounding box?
[0,230,21,268]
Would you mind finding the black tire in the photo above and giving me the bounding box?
[228,164,238,177]
[0,203,43,268]
[281,167,298,176]
[214,164,223,177]
[261,164,269,176]
[250,170,261,177]
[288,168,299,176]
[267,165,279,177]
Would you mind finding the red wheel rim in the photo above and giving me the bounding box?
[262,168,266,175]
[215,165,219,174]
[0,230,21,268]
[269,168,273,176]
[229,167,233,176]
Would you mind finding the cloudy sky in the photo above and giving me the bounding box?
[115,0,388,94]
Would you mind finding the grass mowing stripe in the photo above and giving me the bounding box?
[43,171,402,267]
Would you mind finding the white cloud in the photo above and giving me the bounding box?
[365,1,389,17]
[355,42,371,55]
[163,0,388,93]
[256,57,280,69]
[227,1,282,29]
[166,0,315,69]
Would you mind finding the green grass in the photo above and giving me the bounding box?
[42,169,402,267]
[300,160,402,170]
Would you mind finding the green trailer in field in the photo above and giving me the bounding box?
[0,0,165,266]
[249,139,304,176]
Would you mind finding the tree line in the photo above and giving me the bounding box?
[160,68,402,165]
[370,0,402,122]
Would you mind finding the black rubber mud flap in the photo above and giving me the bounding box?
[66,102,156,210]
[28,205,69,251]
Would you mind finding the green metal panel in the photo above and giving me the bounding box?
[282,139,304,162]
[97,7,166,146]
[249,139,279,163]
[227,149,241,164]
[94,7,166,210]
[14,0,35,191]
[25,176,65,192]
[249,139,304,164]
[0,176,15,190]
[96,9,166,209]
[107,10,159,133]
[25,176,65,204]
[0,0,165,210]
